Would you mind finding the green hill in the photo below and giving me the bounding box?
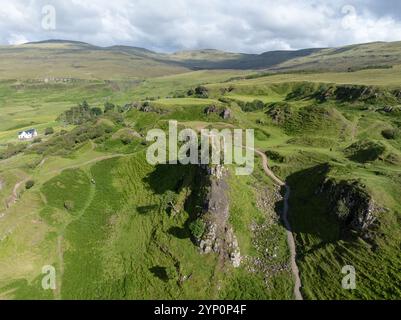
[3,40,401,81]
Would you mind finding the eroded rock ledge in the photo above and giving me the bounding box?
[319,178,383,241]
[198,164,241,267]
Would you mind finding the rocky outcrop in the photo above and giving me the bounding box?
[204,105,232,120]
[220,107,232,119]
[287,83,401,105]
[318,178,382,239]
[204,104,218,115]
[198,164,241,267]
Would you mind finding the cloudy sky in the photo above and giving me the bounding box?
[1,0,401,53]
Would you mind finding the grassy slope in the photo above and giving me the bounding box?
[274,41,401,72]
[0,42,188,80]
[1,50,401,299]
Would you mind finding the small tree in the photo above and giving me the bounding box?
[104,101,115,113]
[25,180,35,190]
[165,265,178,281]
[189,218,206,240]
[382,129,397,140]
[91,107,103,116]
[195,86,209,98]
[80,100,89,109]
[121,135,133,145]
[45,127,54,135]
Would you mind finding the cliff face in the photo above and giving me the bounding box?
[319,178,381,240]
[198,164,241,267]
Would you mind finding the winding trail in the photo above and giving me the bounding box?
[5,178,29,209]
[253,148,303,301]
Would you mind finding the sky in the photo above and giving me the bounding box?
[1,0,401,53]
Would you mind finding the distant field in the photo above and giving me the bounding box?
[222,65,401,88]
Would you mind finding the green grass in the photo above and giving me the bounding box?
[1,56,401,300]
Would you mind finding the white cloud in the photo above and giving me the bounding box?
[0,0,400,52]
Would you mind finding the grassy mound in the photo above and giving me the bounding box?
[344,140,386,163]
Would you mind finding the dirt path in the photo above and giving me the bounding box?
[48,154,126,176]
[2,154,124,213]
[253,148,303,300]
[5,178,29,209]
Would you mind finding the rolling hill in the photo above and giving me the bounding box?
[1,38,401,300]
[2,40,401,81]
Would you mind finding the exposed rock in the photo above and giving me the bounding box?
[220,107,232,119]
[140,105,153,112]
[204,105,232,120]
[198,164,241,267]
[319,178,383,238]
[204,104,218,115]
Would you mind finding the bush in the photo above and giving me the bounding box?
[194,86,209,98]
[45,127,54,135]
[121,135,133,145]
[104,101,115,113]
[25,180,35,189]
[91,107,103,116]
[382,129,397,140]
[57,102,98,125]
[165,265,178,281]
[242,99,265,112]
[0,143,27,160]
[189,218,206,240]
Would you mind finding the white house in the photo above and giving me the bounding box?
[18,129,38,140]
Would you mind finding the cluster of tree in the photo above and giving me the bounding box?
[0,143,27,160]
[57,100,127,127]
[187,86,209,98]
[29,121,115,156]
[238,99,266,112]
[57,101,102,125]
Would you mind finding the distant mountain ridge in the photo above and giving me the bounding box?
[0,39,401,79]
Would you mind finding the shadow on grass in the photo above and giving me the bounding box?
[168,226,190,239]
[149,266,169,282]
[143,163,193,195]
[136,204,159,214]
[276,163,342,257]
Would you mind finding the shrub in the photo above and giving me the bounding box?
[25,180,35,189]
[189,218,206,240]
[0,143,27,160]
[382,129,397,140]
[57,102,97,125]
[91,107,103,116]
[165,265,178,281]
[121,135,133,145]
[104,101,115,113]
[242,99,265,112]
[45,127,54,135]
[194,86,209,98]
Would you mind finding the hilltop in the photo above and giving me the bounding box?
[2,40,401,80]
